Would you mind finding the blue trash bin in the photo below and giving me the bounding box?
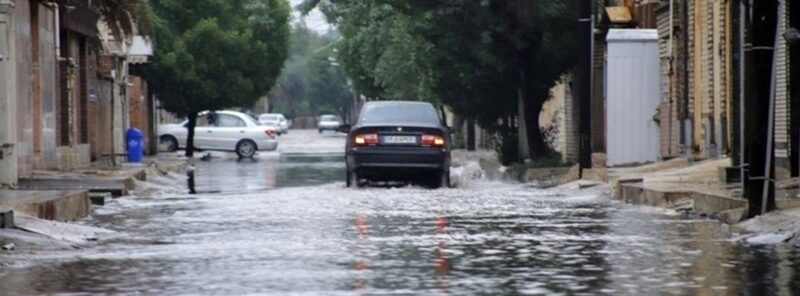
[126,128,144,163]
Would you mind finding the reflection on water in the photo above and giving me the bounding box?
[1,154,799,295]
[191,154,345,193]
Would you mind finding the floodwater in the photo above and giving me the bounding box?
[1,151,800,295]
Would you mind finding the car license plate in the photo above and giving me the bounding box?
[382,135,417,144]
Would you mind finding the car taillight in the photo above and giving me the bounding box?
[354,133,378,146]
[421,134,445,147]
[265,129,276,138]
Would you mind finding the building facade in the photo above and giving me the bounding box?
[0,0,154,188]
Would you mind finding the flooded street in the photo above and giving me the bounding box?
[1,132,799,295]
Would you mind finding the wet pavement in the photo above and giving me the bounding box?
[1,131,800,295]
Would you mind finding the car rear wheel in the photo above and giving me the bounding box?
[433,170,450,189]
[235,140,257,158]
[346,170,362,188]
[160,135,178,152]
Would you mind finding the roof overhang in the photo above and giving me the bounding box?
[606,29,658,42]
[127,36,153,64]
[63,1,100,37]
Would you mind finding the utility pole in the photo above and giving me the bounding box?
[743,0,778,217]
[577,0,594,173]
[466,119,476,151]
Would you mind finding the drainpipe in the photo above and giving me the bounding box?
[681,0,689,153]
[110,68,116,166]
[667,0,674,156]
[54,2,59,59]
[736,0,746,185]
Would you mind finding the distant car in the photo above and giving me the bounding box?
[344,101,451,188]
[318,114,341,133]
[258,113,290,135]
[158,110,278,158]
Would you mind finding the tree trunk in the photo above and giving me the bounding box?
[467,118,476,151]
[185,113,197,158]
[518,42,548,159]
[518,96,530,160]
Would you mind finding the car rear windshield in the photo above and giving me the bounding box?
[359,103,440,125]
[320,115,337,121]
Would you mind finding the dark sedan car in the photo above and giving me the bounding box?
[344,101,451,188]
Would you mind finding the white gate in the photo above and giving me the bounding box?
[605,29,662,166]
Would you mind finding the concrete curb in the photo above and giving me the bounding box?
[0,190,89,222]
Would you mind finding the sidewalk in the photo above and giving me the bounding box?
[0,156,188,256]
[0,156,187,222]
[591,157,800,225]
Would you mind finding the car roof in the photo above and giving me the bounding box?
[363,100,434,107]
[200,110,243,114]
[198,110,252,119]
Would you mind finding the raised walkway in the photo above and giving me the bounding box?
[587,157,800,224]
[0,158,187,223]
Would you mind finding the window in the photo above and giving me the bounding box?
[260,115,279,121]
[359,103,440,125]
[196,114,212,127]
[217,114,245,127]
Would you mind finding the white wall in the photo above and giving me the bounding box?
[0,6,18,186]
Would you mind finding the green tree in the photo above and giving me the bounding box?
[306,52,353,121]
[268,23,333,118]
[267,23,353,122]
[145,0,291,157]
[302,0,578,161]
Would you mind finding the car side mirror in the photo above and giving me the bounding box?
[338,125,351,133]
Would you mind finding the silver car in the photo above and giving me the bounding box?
[318,114,341,133]
[258,113,290,135]
[159,110,279,158]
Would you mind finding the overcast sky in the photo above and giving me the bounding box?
[288,0,333,33]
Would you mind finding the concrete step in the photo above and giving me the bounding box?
[0,190,90,221]
[0,209,13,228]
[89,192,112,206]
[17,177,132,197]
[618,182,747,218]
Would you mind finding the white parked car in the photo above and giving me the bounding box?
[158,110,278,158]
[257,113,290,135]
[318,114,341,133]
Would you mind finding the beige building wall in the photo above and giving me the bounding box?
[0,0,19,186]
[775,0,792,179]
[682,0,732,159]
